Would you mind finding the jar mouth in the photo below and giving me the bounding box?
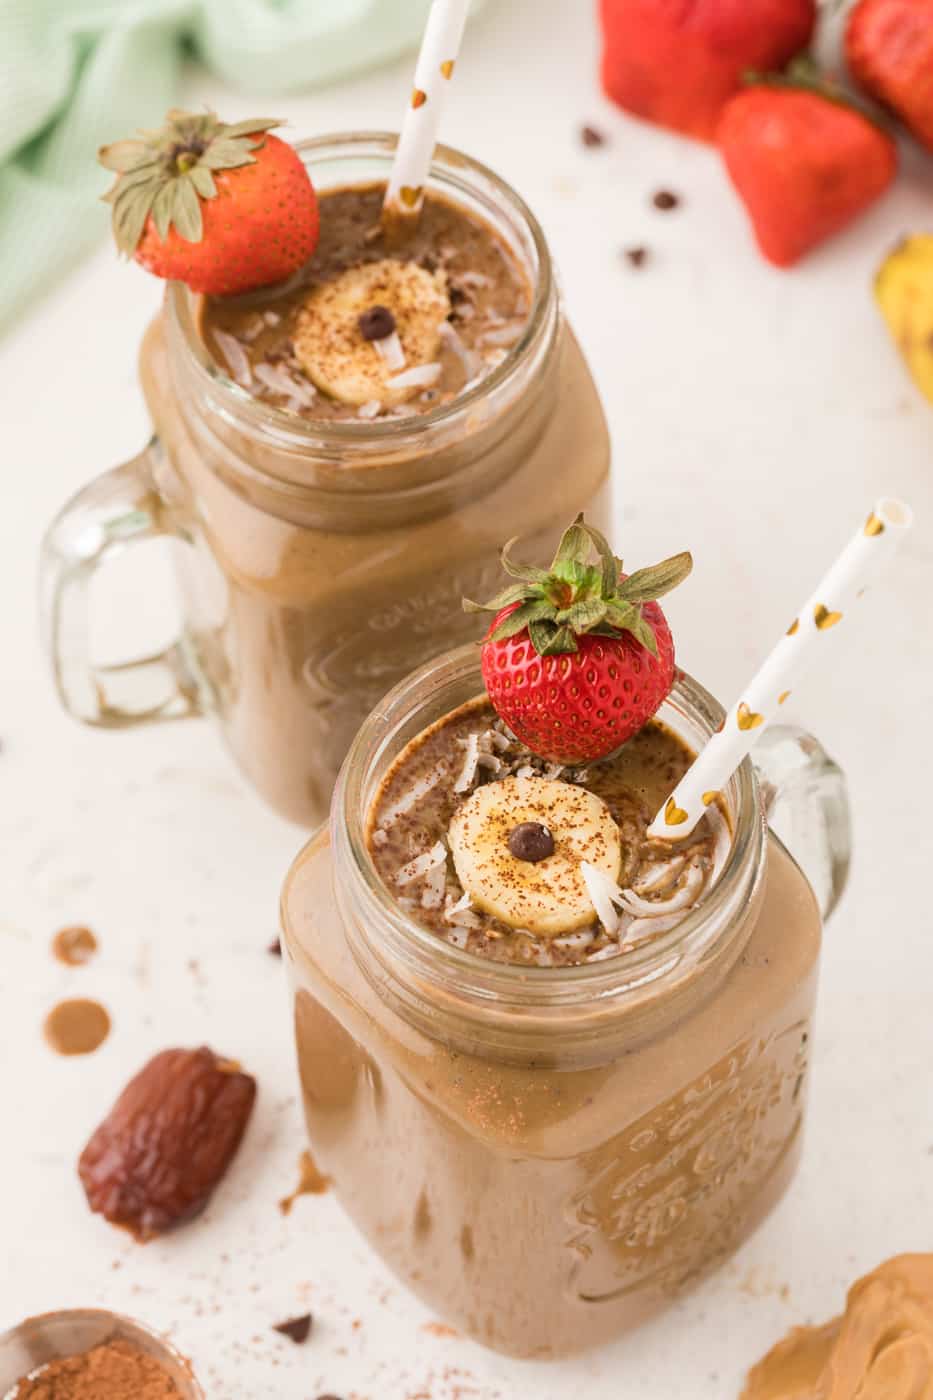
[333,646,765,1010]
[165,131,553,461]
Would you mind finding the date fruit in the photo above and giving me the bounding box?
[78,1045,257,1240]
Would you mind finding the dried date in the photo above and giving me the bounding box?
[78,1046,257,1240]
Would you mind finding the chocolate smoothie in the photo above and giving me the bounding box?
[202,184,531,421]
[281,658,823,1358]
[131,135,610,825]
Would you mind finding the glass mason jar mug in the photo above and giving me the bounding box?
[39,134,611,828]
[281,647,850,1359]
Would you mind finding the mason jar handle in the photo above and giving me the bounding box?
[753,724,851,921]
[39,440,202,728]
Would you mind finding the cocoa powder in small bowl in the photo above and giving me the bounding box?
[7,1338,180,1399]
[0,1312,202,1400]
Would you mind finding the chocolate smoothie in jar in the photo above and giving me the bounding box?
[42,131,610,827]
[281,522,849,1358]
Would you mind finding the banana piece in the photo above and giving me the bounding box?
[294,259,449,406]
[875,235,933,405]
[448,776,622,937]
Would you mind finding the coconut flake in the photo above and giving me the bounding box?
[479,323,523,347]
[357,399,382,420]
[421,861,447,909]
[372,331,407,372]
[213,331,252,388]
[633,855,687,895]
[396,840,446,887]
[453,733,481,794]
[552,928,596,953]
[587,942,623,963]
[371,827,389,848]
[617,860,705,918]
[514,764,536,780]
[580,861,626,937]
[439,320,483,379]
[387,362,442,391]
[445,925,470,949]
[459,270,493,289]
[254,361,317,406]
[544,763,565,781]
[264,310,281,326]
[381,766,445,827]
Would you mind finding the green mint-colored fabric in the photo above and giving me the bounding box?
[0,0,461,333]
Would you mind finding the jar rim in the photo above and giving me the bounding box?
[165,130,554,464]
[332,645,765,1015]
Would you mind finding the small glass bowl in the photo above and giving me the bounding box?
[0,1309,203,1398]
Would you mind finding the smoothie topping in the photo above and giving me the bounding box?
[358,305,398,340]
[448,776,622,935]
[465,515,692,763]
[99,109,320,296]
[294,259,449,406]
[508,820,555,863]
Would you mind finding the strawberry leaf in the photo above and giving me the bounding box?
[500,536,551,585]
[617,552,692,603]
[556,598,607,631]
[530,620,578,656]
[173,177,203,243]
[488,597,556,642]
[626,611,659,658]
[551,513,589,569]
[462,581,536,615]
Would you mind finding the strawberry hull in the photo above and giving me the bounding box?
[599,0,817,143]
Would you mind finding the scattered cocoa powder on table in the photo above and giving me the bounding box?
[8,1339,182,1399]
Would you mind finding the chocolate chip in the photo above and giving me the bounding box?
[508,822,555,863]
[268,938,281,957]
[580,124,606,148]
[358,305,396,341]
[272,1313,313,1344]
[623,246,649,267]
[652,189,680,211]
[449,285,469,306]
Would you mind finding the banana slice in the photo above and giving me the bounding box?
[294,259,449,406]
[448,776,622,937]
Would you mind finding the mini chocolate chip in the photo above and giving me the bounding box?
[449,284,469,306]
[509,822,555,863]
[581,124,606,148]
[652,189,680,211]
[268,938,281,957]
[273,1313,313,1344]
[358,305,397,341]
[623,246,649,267]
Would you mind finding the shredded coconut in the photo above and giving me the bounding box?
[580,861,626,936]
[357,399,382,419]
[213,330,252,388]
[381,766,445,827]
[453,733,481,794]
[373,331,406,372]
[371,827,389,848]
[396,840,446,887]
[617,860,705,917]
[387,362,442,390]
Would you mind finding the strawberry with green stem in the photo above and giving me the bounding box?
[99,109,319,297]
[464,517,692,764]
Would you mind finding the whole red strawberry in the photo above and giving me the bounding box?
[718,79,897,267]
[464,517,692,764]
[599,0,816,143]
[847,0,933,152]
[99,110,319,296]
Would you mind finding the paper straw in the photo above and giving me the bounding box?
[382,0,470,232]
[648,498,913,841]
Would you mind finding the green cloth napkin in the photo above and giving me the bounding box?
[0,0,460,333]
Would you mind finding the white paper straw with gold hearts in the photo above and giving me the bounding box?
[382,0,470,231]
[648,497,913,841]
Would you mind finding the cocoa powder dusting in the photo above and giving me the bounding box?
[8,1339,182,1399]
[51,926,98,966]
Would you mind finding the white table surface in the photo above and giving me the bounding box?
[2,2,931,1395]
